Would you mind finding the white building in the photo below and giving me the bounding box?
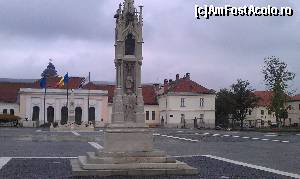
[19,88,108,127]
[287,94,300,127]
[245,91,277,128]
[0,75,216,129]
[157,73,216,128]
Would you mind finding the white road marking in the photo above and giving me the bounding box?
[177,131,183,133]
[233,136,240,138]
[282,141,290,143]
[223,135,230,137]
[195,133,199,135]
[88,142,103,150]
[203,155,300,179]
[161,134,167,137]
[212,134,220,137]
[99,130,103,132]
[252,138,260,140]
[264,134,278,137]
[11,157,77,159]
[261,139,270,141]
[272,140,280,142]
[203,133,210,135]
[0,157,11,170]
[71,131,80,136]
[296,134,300,136]
[36,130,42,132]
[242,137,250,139]
[153,133,160,136]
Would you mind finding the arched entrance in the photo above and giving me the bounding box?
[32,106,40,121]
[75,107,82,125]
[47,106,54,124]
[88,107,95,123]
[61,107,68,125]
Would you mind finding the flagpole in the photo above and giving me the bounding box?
[88,72,90,122]
[44,78,47,127]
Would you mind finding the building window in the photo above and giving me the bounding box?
[10,109,14,115]
[180,98,185,107]
[170,115,173,118]
[32,106,40,121]
[88,107,96,122]
[180,114,185,123]
[200,98,204,107]
[261,110,264,115]
[146,111,149,120]
[125,33,135,55]
[299,104,300,110]
[3,109,7,114]
[248,109,252,115]
[152,111,155,121]
[268,110,271,115]
[166,99,168,108]
[75,107,82,125]
[61,107,68,125]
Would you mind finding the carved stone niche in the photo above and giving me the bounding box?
[123,61,136,94]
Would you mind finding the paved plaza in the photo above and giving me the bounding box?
[0,128,299,178]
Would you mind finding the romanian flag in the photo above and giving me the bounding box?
[56,73,69,87]
[56,76,64,87]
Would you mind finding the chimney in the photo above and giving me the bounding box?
[176,74,180,81]
[164,79,168,85]
[153,83,160,91]
[186,73,190,80]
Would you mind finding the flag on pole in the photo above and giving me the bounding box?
[56,73,69,87]
[79,76,89,88]
[39,77,46,89]
[64,73,69,85]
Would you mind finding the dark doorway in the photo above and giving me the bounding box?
[75,107,82,125]
[125,34,135,55]
[32,106,40,121]
[10,109,14,115]
[61,107,68,125]
[47,106,54,124]
[193,117,198,128]
[88,107,95,123]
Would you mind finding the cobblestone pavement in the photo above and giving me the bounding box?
[0,128,299,178]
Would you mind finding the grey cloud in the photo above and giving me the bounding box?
[0,0,299,93]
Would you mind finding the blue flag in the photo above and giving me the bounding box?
[64,73,69,85]
[39,78,46,89]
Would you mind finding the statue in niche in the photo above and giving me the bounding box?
[125,76,134,94]
[125,34,135,55]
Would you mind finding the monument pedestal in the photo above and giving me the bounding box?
[71,126,198,176]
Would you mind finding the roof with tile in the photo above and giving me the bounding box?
[254,91,273,107]
[164,77,213,95]
[291,94,300,101]
[0,82,35,103]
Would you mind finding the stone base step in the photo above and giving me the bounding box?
[78,156,188,170]
[87,152,176,164]
[71,159,198,177]
[96,150,167,158]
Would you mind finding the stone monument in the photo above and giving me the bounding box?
[71,0,198,176]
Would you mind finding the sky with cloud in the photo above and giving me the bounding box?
[0,0,299,93]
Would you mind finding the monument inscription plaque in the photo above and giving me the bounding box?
[71,0,198,176]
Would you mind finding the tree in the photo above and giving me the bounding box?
[216,89,235,128]
[231,79,259,130]
[41,60,57,78]
[262,56,295,126]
